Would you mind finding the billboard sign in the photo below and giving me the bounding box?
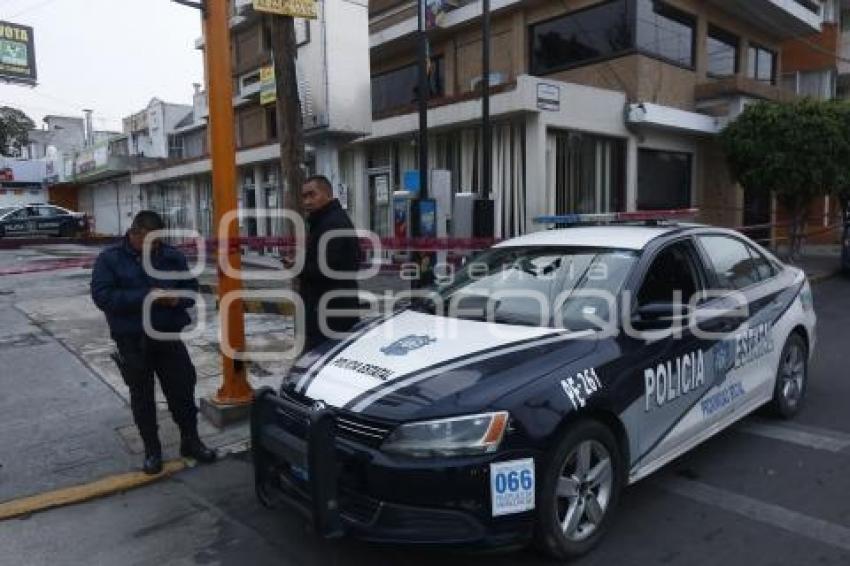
[74,145,109,178]
[260,65,276,106]
[253,0,317,19]
[0,21,36,85]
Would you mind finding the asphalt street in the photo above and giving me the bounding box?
[1,269,849,566]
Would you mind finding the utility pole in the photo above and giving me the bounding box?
[481,0,491,201]
[202,0,253,411]
[269,15,306,223]
[416,0,429,205]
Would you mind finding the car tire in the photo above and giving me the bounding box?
[534,419,624,560]
[769,332,808,419]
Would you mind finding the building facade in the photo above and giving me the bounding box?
[347,0,824,240]
[131,0,372,241]
[14,115,122,214]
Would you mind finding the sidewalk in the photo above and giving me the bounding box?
[0,303,133,503]
[0,254,292,510]
[776,246,844,283]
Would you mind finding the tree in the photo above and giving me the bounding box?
[836,103,850,223]
[720,99,850,260]
[0,106,35,157]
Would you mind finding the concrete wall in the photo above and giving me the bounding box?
[77,176,140,236]
[0,187,46,208]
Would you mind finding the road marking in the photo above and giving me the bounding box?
[657,477,850,552]
[738,421,850,453]
[0,460,185,521]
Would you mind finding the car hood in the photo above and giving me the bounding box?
[286,309,596,421]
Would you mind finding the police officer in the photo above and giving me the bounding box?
[91,211,216,475]
[293,175,361,352]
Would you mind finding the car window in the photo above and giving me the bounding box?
[0,207,17,218]
[36,206,60,217]
[427,247,639,328]
[698,235,760,290]
[9,208,31,219]
[557,250,638,331]
[637,240,704,307]
[747,245,776,281]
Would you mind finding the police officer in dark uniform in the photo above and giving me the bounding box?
[91,211,216,475]
[295,175,361,352]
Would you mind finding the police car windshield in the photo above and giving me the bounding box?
[418,246,639,329]
[0,207,17,218]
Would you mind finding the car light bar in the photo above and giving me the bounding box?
[533,208,699,226]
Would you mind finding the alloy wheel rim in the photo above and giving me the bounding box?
[555,439,614,542]
[781,342,806,408]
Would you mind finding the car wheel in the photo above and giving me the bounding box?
[535,419,624,560]
[769,332,808,419]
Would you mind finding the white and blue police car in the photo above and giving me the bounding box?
[252,215,817,559]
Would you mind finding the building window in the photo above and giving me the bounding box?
[783,70,835,99]
[168,134,184,160]
[747,44,776,84]
[371,57,445,115]
[553,131,626,215]
[637,149,692,210]
[636,0,696,68]
[707,26,739,77]
[529,0,632,76]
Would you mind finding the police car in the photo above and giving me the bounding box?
[252,214,816,559]
[0,204,88,238]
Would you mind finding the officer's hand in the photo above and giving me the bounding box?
[150,289,180,308]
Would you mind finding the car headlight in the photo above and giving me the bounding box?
[381,411,509,458]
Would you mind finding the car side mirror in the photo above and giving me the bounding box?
[633,302,692,331]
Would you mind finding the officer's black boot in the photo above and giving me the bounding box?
[180,433,217,464]
[142,436,163,476]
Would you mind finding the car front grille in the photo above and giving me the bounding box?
[336,415,391,448]
[278,390,393,449]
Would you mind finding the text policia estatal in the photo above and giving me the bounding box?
[644,350,706,412]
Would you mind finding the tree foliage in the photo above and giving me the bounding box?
[0,106,35,157]
[720,99,850,257]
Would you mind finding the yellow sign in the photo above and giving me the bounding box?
[253,0,317,19]
[260,65,276,106]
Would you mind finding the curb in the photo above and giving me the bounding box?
[0,460,186,522]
